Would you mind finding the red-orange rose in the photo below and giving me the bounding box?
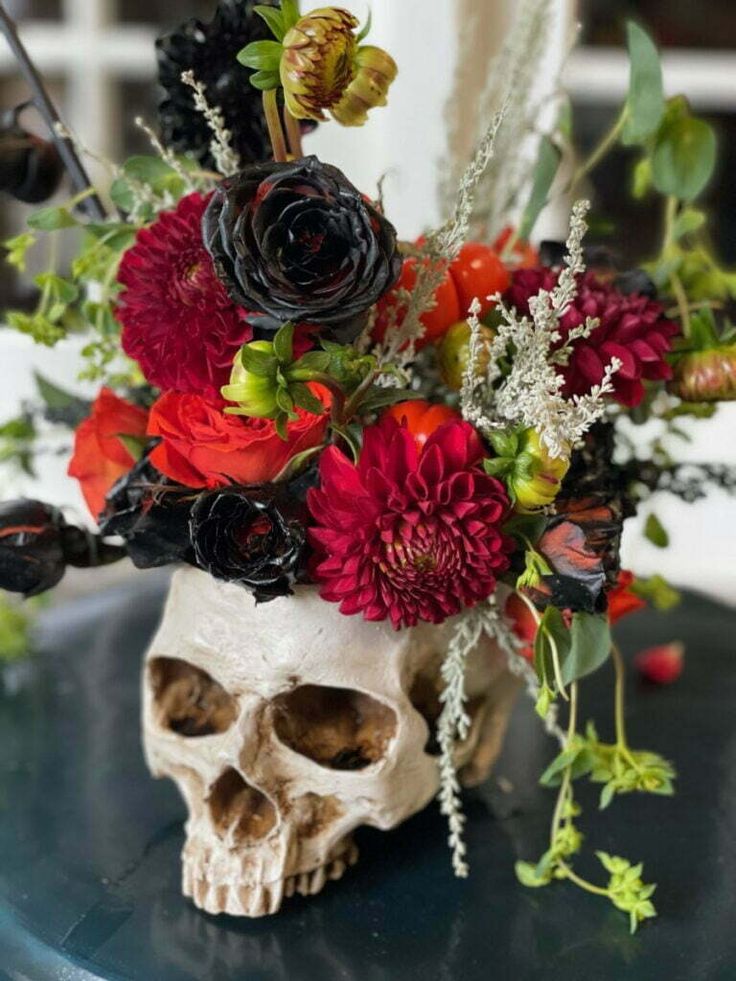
[68,388,149,521]
[607,569,646,624]
[147,388,330,489]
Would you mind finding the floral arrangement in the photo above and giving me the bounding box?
[0,0,734,933]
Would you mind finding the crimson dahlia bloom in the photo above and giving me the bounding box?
[504,267,679,407]
[117,192,251,400]
[308,417,513,629]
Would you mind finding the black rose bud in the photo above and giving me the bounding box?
[99,456,195,570]
[0,499,124,597]
[0,106,64,204]
[190,485,311,602]
[203,155,401,338]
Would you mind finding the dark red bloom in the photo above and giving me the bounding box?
[308,416,513,629]
[504,268,679,407]
[117,192,251,400]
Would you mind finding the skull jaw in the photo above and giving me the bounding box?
[142,567,520,918]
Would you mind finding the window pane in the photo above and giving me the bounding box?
[573,103,736,265]
[582,0,736,49]
[117,0,215,28]
[3,0,62,19]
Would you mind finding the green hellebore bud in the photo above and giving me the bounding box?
[221,340,280,418]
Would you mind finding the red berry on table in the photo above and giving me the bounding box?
[449,242,511,319]
[634,642,684,685]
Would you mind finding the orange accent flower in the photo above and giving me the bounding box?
[68,388,149,521]
[607,569,646,624]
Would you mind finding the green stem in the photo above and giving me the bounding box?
[611,641,629,751]
[557,861,610,897]
[342,370,378,421]
[569,108,627,195]
[670,272,692,340]
[550,681,578,843]
[263,89,288,163]
[283,105,303,159]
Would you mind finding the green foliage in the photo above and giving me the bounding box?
[644,512,669,548]
[630,574,681,611]
[0,595,33,661]
[621,22,665,145]
[597,853,658,933]
[584,722,676,809]
[27,205,78,232]
[4,232,36,272]
[519,136,560,239]
[238,39,283,72]
[0,414,37,477]
[651,112,716,202]
[560,613,612,686]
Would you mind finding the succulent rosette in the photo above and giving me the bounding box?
[203,155,401,336]
[190,485,310,601]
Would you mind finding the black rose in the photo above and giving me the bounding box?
[0,499,124,597]
[203,155,401,336]
[99,456,195,570]
[190,486,311,602]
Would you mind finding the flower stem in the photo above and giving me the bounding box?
[557,861,610,897]
[283,105,304,159]
[611,641,628,749]
[550,681,578,843]
[568,108,627,195]
[263,89,288,163]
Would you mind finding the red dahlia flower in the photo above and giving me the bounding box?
[504,268,679,407]
[117,192,251,400]
[308,417,513,629]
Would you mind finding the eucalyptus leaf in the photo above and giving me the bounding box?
[651,116,717,201]
[27,206,77,232]
[560,612,611,686]
[621,22,665,145]
[519,137,560,239]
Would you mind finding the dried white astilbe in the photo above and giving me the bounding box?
[437,593,565,878]
[462,199,620,459]
[134,116,201,194]
[180,70,240,178]
[439,0,563,240]
[373,106,507,373]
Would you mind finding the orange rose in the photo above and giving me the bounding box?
[68,388,149,521]
[147,388,330,489]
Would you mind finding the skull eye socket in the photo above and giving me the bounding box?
[271,685,397,771]
[209,768,278,843]
[148,657,237,737]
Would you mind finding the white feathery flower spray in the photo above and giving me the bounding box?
[180,70,240,177]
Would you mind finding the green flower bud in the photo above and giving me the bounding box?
[221,340,280,418]
[508,429,570,511]
[668,344,736,402]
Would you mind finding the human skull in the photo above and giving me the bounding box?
[142,566,520,917]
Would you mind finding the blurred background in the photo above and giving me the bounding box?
[0,0,734,600]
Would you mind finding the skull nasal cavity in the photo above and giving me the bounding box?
[149,657,237,737]
[209,769,278,843]
[272,685,397,771]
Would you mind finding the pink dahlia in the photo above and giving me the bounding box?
[308,417,513,629]
[504,267,679,407]
[117,192,251,400]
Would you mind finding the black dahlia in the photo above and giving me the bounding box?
[190,485,312,602]
[203,156,401,336]
[156,0,272,171]
[99,456,195,569]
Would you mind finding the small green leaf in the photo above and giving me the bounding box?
[560,613,611,686]
[356,9,372,43]
[248,69,281,91]
[651,115,717,202]
[281,0,301,31]
[515,860,551,888]
[295,351,331,373]
[240,344,278,378]
[539,744,583,787]
[4,232,36,272]
[356,387,419,415]
[273,322,295,364]
[519,137,560,240]
[630,574,681,611]
[631,157,652,199]
[290,382,326,416]
[117,433,148,461]
[621,22,665,145]
[254,4,287,40]
[237,39,283,71]
[489,429,519,459]
[644,512,669,548]
[121,155,176,185]
[672,207,706,240]
[483,457,513,478]
[27,206,77,231]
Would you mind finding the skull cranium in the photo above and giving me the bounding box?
[142,567,520,917]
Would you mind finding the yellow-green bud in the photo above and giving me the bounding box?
[221,341,279,418]
[437,320,495,391]
[667,345,736,402]
[281,8,397,126]
[509,429,570,512]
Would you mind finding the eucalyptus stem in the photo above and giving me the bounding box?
[568,108,627,195]
[0,2,106,220]
[263,89,288,163]
[283,105,304,159]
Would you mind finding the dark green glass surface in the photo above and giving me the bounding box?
[0,575,734,980]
